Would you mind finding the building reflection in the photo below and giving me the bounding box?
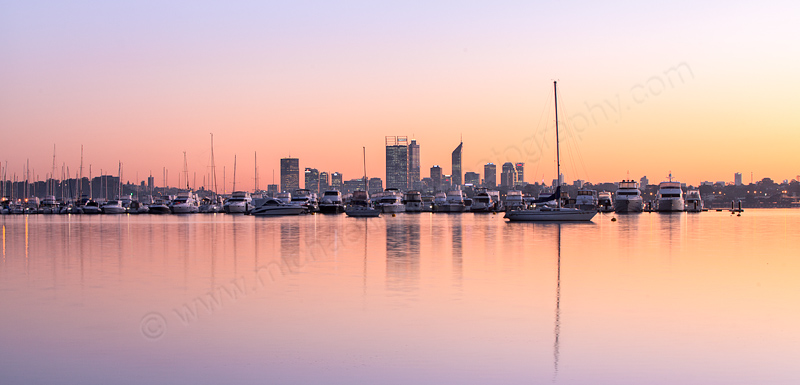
[280,221,301,271]
[451,215,463,287]
[386,216,421,291]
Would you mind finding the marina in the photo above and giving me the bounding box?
[2,209,798,384]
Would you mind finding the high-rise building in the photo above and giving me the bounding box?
[319,172,330,192]
[332,172,343,191]
[501,162,516,187]
[280,158,299,192]
[464,172,480,186]
[386,136,409,190]
[430,165,442,191]
[640,176,649,188]
[484,163,496,188]
[735,172,743,186]
[368,177,383,194]
[304,168,319,193]
[451,141,462,186]
[408,139,420,185]
[515,163,524,183]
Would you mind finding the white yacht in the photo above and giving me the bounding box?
[438,190,466,212]
[378,190,405,213]
[403,190,423,212]
[198,197,223,213]
[575,189,598,211]
[275,192,292,204]
[597,191,614,212]
[148,197,172,214]
[432,192,447,211]
[504,190,525,211]
[224,191,252,214]
[656,175,684,212]
[614,180,643,213]
[319,190,345,214]
[250,198,305,216]
[101,199,126,214]
[346,190,381,217]
[470,189,495,213]
[171,192,199,214]
[291,189,318,213]
[685,189,704,212]
[39,196,59,214]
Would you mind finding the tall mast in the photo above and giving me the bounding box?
[254,151,258,192]
[183,151,189,190]
[51,144,56,196]
[232,155,237,192]
[79,146,84,198]
[210,133,217,198]
[362,146,368,192]
[554,80,561,209]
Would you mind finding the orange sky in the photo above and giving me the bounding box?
[2,2,799,190]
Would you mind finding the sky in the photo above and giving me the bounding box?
[2,1,799,191]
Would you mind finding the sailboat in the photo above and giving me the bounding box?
[505,81,596,222]
[346,147,380,217]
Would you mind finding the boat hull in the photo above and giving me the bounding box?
[346,207,381,217]
[505,208,596,221]
[251,207,305,216]
[614,198,643,213]
[147,205,171,214]
[380,204,405,213]
[318,204,345,214]
[657,198,684,212]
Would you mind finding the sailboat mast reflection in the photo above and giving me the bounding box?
[553,223,562,380]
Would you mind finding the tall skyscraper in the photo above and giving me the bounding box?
[515,162,524,183]
[735,172,743,186]
[484,163,496,188]
[451,141,462,186]
[304,168,319,193]
[386,136,409,190]
[430,165,442,191]
[368,177,383,194]
[408,139,420,185]
[331,172,343,191]
[640,176,649,188]
[280,157,299,192]
[501,162,516,187]
[319,172,330,193]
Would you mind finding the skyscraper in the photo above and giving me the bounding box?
[515,162,524,183]
[319,172,330,193]
[464,172,480,186]
[735,172,743,186]
[501,162,516,187]
[304,168,319,193]
[280,157,299,192]
[408,139,420,185]
[386,136,409,190]
[451,141,462,186]
[430,165,442,191]
[484,163,496,188]
[332,172,343,191]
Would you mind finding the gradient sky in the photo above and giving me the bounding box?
[2,1,799,191]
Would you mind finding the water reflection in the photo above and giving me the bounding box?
[386,216,421,292]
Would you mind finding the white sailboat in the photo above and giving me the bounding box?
[505,81,596,222]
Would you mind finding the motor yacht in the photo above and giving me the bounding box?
[319,190,345,214]
[656,175,684,212]
[250,198,305,216]
[685,189,704,212]
[403,190,423,212]
[613,180,643,213]
[171,192,199,214]
[224,191,252,214]
[346,190,381,217]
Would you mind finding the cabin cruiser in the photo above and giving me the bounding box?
[656,175,684,212]
[128,200,149,214]
[224,191,252,214]
[403,190,423,212]
[685,189,704,212]
[319,190,345,214]
[147,197,172,214]
[470,189,495,213]
[39,196,59,214]
[198,197,223,213]
[378,189,405,213]
[275,192,292,204]
[171,192,199,214]
[101,199,126,214]
[597,192,614,212]
[346,190,381,217]
[614,180,643,213]
[437,190,466,212]
[291,189,318,213]
[575,189,598,211]
[250,198,305,216]
[504,190,525,211]
[432,192,447,211]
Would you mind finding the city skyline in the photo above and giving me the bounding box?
[2,2,799,190]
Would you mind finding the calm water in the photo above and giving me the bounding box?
[1,210,799,384]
